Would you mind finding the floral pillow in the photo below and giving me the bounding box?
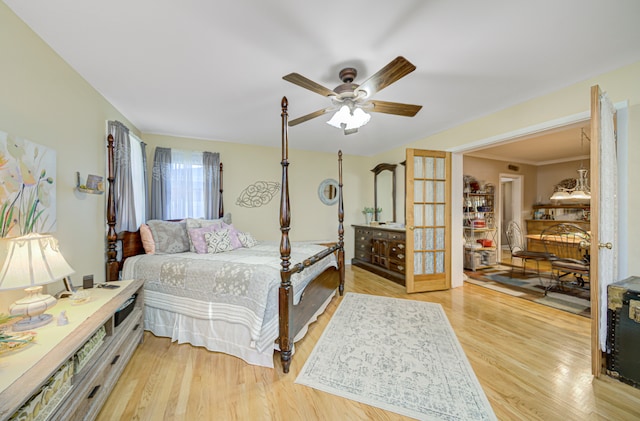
[185,213,232,251]
[237,231,258,248]
[146,220,189,254]
[205,229,234,253]
[216,223,243,249]
[188,224,219,254]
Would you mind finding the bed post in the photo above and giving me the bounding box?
[218,162,224,218]
[106,134,119,282]
[279,96,294,373]
[337,150,345,295]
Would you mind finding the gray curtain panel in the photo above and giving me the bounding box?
[203,151,220,219]
[108,121,138,232]
[150,147,172,220]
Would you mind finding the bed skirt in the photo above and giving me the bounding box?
[143,289,336,368]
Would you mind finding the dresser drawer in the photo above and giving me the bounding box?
[389,261,406,275]
[388,242,406,262]
[387,231,405,241]
[354,249,371,261]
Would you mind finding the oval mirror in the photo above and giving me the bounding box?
[318,178,339,205]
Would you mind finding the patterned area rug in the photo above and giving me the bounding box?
[295,293,496,421]
[465,265,591,317]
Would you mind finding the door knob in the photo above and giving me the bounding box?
[598,242,613,249]
[408,226,415,230]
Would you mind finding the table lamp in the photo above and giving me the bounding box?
[0,233,75,331]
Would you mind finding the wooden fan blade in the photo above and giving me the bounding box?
[288,108,332,126]
[355,56,416,98]
[283,73,336,97]
[369,100,422,117]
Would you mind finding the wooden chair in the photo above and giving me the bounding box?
[505,220,551,280]
[540,223,590,294]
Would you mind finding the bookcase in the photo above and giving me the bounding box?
[463,191,497,270]
[0,279,144,421]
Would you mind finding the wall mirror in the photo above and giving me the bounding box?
[318,178,339,205]
[372,163,397,222]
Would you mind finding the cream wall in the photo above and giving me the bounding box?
[0,4,140,310]
[142,134,373,262]
[376,60,640,279]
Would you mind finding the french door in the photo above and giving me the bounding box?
[590,84,618,377]
[405,149,451,293]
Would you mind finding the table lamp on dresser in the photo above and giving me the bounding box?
[0,233,75,331]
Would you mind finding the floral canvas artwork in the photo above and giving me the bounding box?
[0,131,56,238]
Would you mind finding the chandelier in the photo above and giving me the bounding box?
[550,128,590,203]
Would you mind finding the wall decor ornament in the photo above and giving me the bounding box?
[236,181,280,208]
[0,131,56,237]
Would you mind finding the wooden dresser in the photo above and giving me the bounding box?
[0,279,144,421]
[352,224,406,286]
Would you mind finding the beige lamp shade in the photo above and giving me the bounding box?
[0,233,75,331]
[0,233,74,290]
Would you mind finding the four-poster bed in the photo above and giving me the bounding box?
[105,97,345,372]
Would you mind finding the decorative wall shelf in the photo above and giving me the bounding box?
[76,172,104,194]
[76,187,104,195]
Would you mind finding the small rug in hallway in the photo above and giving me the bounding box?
[465,266,590,317]
[295,293,496,421]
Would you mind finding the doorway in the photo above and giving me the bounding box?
[498,174,523,264]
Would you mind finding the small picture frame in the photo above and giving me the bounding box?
[85,174,103,190]
[63,276,76,293]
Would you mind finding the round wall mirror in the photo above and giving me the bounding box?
[318,178,339,205]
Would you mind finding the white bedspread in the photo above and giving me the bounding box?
[122,241,337,366]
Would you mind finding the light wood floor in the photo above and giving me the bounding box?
[98,266,640,420]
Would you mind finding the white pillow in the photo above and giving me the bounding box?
[237,231,258,248]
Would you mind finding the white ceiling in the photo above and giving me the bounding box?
[5,0,640,157]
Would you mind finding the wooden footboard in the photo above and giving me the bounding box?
[278,97,345,373]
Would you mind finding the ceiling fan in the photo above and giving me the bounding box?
[283,56,422,135]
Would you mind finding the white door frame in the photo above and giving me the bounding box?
[449,104,629,287]
[498,173,523,255]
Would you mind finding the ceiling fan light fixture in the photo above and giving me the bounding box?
[326,105,371,133]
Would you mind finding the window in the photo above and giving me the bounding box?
[151,147,220,220]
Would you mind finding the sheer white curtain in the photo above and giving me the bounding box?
[108,121,148,232]
[598,92,617,351]
[129,133,147,225]
[167,149,205,219]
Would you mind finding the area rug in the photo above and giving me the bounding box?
[295,293,496,421]
[464,266,590,318]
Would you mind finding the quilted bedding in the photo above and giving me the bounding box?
[122,241,337,352]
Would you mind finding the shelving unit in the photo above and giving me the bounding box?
[463,190,497,270]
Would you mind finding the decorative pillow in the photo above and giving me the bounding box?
[139,223,155,254]
[188,224,218,254]
[217,223,243,249]
[146,220,190,254]
[205,229,234,253]
[237,231,258,248]
[185,213,232,251]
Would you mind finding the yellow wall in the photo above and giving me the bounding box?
[0,4,140,309]
[142,134,372,256]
